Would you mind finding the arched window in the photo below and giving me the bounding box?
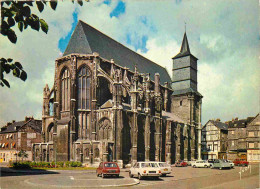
[94,148,99,158]
[49,92,54,116]
[77,66,91,110]
[61,68,70,111]
[85,148,89,157]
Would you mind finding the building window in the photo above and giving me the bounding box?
[249,143,254,148]
[248,132,254,137]
[232,141,234,146]
[231,131,234,135]
[85,148,89,157]
[77,66,91,110]
[61,68,70,111]
[94,148,99,158]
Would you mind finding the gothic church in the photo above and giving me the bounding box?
[33,20,202,166]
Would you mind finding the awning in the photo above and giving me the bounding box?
[5,143,8,147]
[10,134,13,138]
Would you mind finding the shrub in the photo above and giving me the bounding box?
[12,162,31,169]
[57,161,64,167]
[70,161,82,167]
[65,161,71,167]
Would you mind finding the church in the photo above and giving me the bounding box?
[33,20,203,166]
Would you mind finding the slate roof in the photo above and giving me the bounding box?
[172,32,197,60]
[172,88,203,97]
[227,117,255,128]
[0,119,42,134]
[210,120,228,130]
[63,20,172,84]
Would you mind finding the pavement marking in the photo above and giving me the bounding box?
[70,176,74,180]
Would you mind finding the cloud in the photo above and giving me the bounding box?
[0,0,259,127]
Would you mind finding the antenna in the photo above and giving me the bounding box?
[185,21,186,33]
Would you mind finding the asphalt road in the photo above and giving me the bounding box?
[0,164,259,189]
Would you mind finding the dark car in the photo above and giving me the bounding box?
[175,160,188,167]
[96,162,120,178]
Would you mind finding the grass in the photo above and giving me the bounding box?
[32,167,97,170]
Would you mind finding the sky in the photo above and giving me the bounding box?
[0,0,259,126]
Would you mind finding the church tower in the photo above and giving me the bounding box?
[171,32,203,159]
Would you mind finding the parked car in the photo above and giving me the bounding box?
[175,160,188,167]
[223,160,234,168]
[211,159,232,170]
[155,162,172,176]
[233,159,249,166]
[192,160,212,168]
[129,162,162,180]
[187,160,197,166]
[207,159,215,164]
[96,162,120,178]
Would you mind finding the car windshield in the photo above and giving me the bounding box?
[104,163,118,168]
[159,163,169,167]
[141,163,158,168]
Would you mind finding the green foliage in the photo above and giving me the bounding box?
[12,161,31,169]
[70,161,82,167]
[0,0,86,88]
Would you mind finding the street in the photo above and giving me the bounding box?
[0,164,259,189]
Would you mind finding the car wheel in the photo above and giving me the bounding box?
[129,171,133,178]
[102,173,105,178]
[193,165,196,168]
[204,165,208,168]
[219,167,222,170]
[96,171,99,177]
[138,173,142,180]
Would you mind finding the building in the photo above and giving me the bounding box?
[246,114,260,162]
[201,119,228,160]
[227,117,254,160]
[33,20,202,166]
[0,117,42,162]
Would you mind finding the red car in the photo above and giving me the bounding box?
[175,160,188,167]
[96,162,120,178]
[233,159,249,166]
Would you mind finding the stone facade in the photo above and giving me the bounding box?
[33,21,202,166]
[0,117,42,162]
[201,120,228,160]
[246,114,260,162]
[227,117,255,160]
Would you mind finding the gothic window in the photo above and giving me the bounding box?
[61,68,70,111]
[49,92,54,116]
[85,148,89,157]
[98,118,112,140]
[48,123,54,142]
[94,148,99,158]
[77,66,91,110]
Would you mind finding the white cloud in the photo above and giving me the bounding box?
[0,0,259,126]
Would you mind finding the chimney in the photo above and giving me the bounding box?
[216,118,221,122]
[235,117,238,121]
[25,116,33,122]
[12,120,15,123]
[7,122,12,126]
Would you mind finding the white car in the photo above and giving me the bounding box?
[155,162,172,176]
[192,160,212,168]
[129,162,162,179]
[223,160,234,168]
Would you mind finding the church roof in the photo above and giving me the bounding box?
[172,32,197,60]
[63,20,171,84]
[172,88,203,97]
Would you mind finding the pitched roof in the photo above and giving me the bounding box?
[172,32,197,60]
[0,119,42,134]
[227,117,255,128]
[211,120,228,130]
[63,20,172,84]
[162,111,185,123]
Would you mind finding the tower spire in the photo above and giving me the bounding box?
[180,32,190,54]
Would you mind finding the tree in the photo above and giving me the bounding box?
[18,149,28,162]
[1,0,86,88]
